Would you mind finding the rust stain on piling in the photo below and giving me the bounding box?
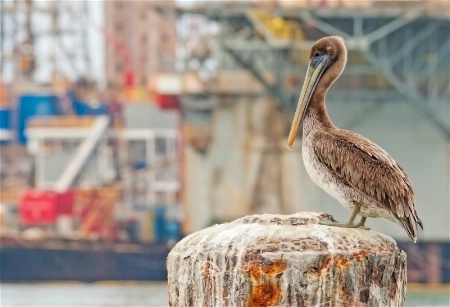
[246,260,287,307]
[352,249,368,261]
[319,255,332,272]
[335,257,350,267]
[248,262,262,280]
[317,250,367,276]
[202,261,216,298]
[262,260,287,275]
[249,282,282,307]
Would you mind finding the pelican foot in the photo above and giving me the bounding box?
[318,221,358,228]
[356,217,370,230]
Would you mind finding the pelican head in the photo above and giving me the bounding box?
[287,36,347,149]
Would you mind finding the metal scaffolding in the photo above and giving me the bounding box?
[157,2,450,139]
[0,0,93,83]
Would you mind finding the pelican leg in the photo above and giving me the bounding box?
[356,217,370,230]
[319,204,360,228]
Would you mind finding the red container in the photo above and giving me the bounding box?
[20,190,74,226]
[55,190,74,215]
[152,93,180,109]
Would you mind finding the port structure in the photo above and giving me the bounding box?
[152,2,450,233]
[0,0,93,83]
[26,118,179,211]
[156,1,450,139]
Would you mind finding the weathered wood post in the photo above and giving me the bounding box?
[167,212,406,306]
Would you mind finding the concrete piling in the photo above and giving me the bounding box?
[167,212,406,306]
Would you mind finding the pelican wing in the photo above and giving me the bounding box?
[312,128,423,240]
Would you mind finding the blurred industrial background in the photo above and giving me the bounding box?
[0,0,449,288]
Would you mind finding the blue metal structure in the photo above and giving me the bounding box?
[17,94,60,144]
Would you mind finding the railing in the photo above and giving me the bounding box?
[26,123,180,211]
[53,116,110,192]
[117,128,179,211]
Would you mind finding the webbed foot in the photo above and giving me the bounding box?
[318,221,358,228]
[319,205,361,229]
[356,217,370,230]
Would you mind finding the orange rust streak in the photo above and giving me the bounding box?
[246,260,287,307]
[202,261,216,297]
[319,255,332,272]
[261,260,288,276]
[248,283,282,307]
[335,257,350,267]
[249,262,262,280]
[352,250,368,261]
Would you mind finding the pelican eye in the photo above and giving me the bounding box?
[311,52,323,67]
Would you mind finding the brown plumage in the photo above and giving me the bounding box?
[287,36,423,242]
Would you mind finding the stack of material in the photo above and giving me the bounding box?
[0,146,33,205]
[77,187,121,239]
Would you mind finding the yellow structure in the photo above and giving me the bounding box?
[251,9,304,42]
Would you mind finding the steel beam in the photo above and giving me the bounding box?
[161,3,449,139]
[364,51,450,140]
[297,11,350,38]
[389,22,441,65]
[222,45,289,108]
[364,10,420,44]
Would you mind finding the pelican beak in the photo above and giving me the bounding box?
[287,54,331,149]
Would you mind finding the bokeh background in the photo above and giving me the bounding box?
[1,0,449,306]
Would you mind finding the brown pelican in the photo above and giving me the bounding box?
[287,36,423,242]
